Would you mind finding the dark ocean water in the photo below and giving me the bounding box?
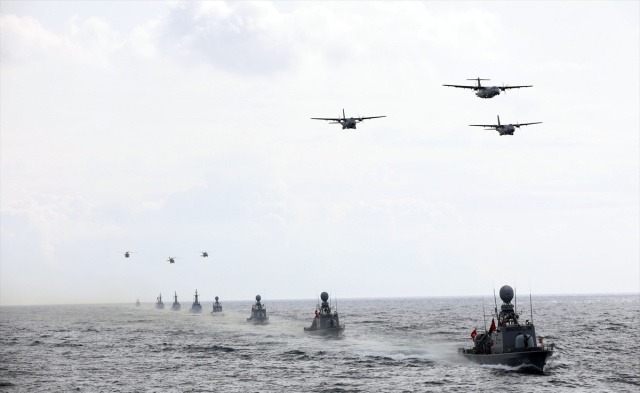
[1,294,638,392]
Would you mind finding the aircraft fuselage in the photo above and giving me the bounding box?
[496,125,516,135]
[341,118,358,129]
[476,86,501,99]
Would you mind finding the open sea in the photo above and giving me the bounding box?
[1,294,638,392]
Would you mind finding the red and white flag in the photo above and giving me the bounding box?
[489,318,496,334]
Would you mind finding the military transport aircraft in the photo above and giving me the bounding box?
[201,252,208,258]
[312,109,385,129]
[470,115,542,136]
[167,257,177,264]
[124,251,136,258]
[443,78,532,99]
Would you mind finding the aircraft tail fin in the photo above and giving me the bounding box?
[497,115,501,126]
[467,77,490,88]
[343,108,346,120]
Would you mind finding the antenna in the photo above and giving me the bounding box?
[493,286,498,318]
[530,292,534,325]
[482,295,487,333]
[529,279,534,325]
[514,285,517,316]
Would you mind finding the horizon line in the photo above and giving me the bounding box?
[1,291,638,307]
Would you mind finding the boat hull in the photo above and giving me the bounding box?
[247,317,269,324]
[304,326,345,337]
[459,348,553,373]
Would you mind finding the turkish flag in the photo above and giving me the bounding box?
[471,328,477,341]
[489,318,496,334]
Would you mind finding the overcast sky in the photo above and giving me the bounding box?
[1,1,638,306]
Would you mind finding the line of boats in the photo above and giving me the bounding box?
[135,285,554,373]
[143,290,208,314]
[139,291,345,336]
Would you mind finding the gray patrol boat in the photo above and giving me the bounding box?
[304,292,344,336]
[247,295,269,324]
[459,285,554,373]
[155,293,164,310]
[190,289,202,313]
[135,298,141,307]
[211,296,223,314]
[171,291,181,311]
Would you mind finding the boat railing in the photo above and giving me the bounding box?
[540,343,555,351]
[503,343,554,353]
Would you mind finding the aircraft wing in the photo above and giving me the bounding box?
[358,116,386,120]
[500,85,532,90]
[469,124,497,128]
[443,84,477,90]
[311,117,342,121]
[517,122,542,126]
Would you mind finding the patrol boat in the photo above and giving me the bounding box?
[211,296,223,314]
[190,289,202,313]
[458,285,554,373]
[135,298,141,307]
[171,291,181,311]
[247,295,268,324]
[304,291,344,336]
[155,294,164,310]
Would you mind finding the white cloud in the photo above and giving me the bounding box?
[155,1,294,74]
[0,14,63,64]
[0,14,122,67]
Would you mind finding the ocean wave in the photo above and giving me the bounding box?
[184,344,236,353]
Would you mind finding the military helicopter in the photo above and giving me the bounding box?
[124,251,136,258]
[167,257,178,264]
[201,252,208,258]
[469,115,542,136]
[311,109,385,129]
[443,78,532,99]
